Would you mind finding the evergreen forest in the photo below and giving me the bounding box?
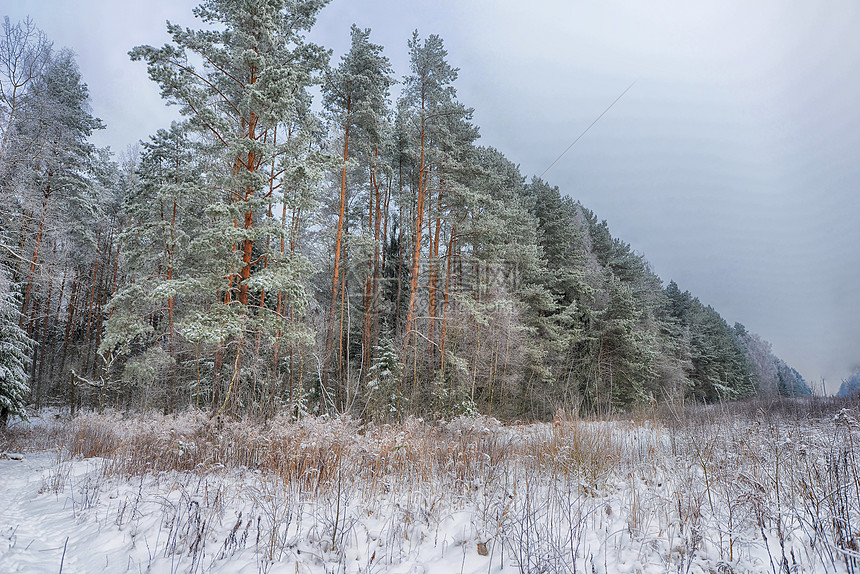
[0,2,812,427]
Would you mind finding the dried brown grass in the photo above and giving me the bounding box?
[10,411,625,500]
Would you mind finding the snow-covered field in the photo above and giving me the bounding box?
[2,404,860,573]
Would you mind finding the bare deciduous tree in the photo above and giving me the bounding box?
[0,16,52,166]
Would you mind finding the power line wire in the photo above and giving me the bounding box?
[539,80,637,179]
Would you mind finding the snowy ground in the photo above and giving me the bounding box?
[2,406,860,573]
[0,452,506,573]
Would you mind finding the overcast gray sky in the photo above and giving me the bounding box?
[6,0,859,392]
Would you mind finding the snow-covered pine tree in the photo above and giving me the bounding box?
[15,49,104,331]
[522,178,590,411]
[100,122,211,412]
[321,25,394,409]
[1,33,108,408]
[443,148,559,418]
[129,0,335,415]
[399,32,478,405]
[662,282,754,402]
[364,337,402,419]
[0,264,32,429]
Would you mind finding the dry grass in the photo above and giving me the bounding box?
[7,397,860,572]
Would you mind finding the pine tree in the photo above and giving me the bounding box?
[0,264,32,428]
[14,49,104,330]
[100,123,209,411]
[365,337,402,419]
[0,38,108,409]
[651,281,694,404]
[663,284,753,402]
[523,179,589,412]
[399,31,478,405]
[129,0,333,415]
[440,149,556,417]
[775,360,811,397]
[320,25,394,407]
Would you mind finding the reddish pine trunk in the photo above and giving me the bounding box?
[21,192,49,328]
[323,106,351,406]
[427,189,444,369]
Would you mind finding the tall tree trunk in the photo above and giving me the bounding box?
[236,95,260,307]
[288,175,303,416]
[405,113,427,349]
[81,228,101,378]
[47,268,67,389]
[33,272,54,407]
[370,166,384,364]
[60,279,79,410]
[90,229,112,378]
[323,109,351,409]
[27,284,40,398]
[427,188,444,370]
[21,191,49,328]
[361,153,381,384]
[439,228,456,376]
[167,200,178,412]
[339,255,348,410]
